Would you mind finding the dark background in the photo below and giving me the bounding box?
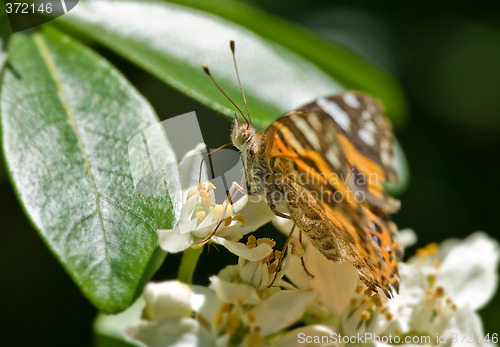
[1,0,499,345]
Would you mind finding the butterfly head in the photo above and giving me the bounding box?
[231,112,256,150]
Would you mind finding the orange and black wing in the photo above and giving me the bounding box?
[262,100,401,296]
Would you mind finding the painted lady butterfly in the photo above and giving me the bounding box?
[203,41,402,297]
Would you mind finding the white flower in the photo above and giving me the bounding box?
[157,143,274,257]
[276,224,499,347]
[384,232,499,346]
[126,281,222,347]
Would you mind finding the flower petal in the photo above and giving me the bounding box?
[209,275,261,305]
[142,281,192,320]
[179,142,209,190]
[126,317,213,347]
[251,289,316,336]
[212,236,273,261]
[223,195,274,237]
[437,232,499,310]
[157,228,193,253]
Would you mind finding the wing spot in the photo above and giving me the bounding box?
[290,114,322,151]
[364,121,377,133]
[381,151,391,165]
[317,98,350,132]
[372,221,383,234]
[343,93,361,108]
[358,128,376,146]
[362,111,371,120]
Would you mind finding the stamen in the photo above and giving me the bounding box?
[247,331,265,347]
[224,217,232,227]
[247,310,256,323]
[213,204,224,220]
[360,311,371,321]
[186,187,197,200]
[356,285,364,294]
[435,286,446,298]
[416,243,439,257]
[232,215,247,224]
[371,294,384,307]
[350,298,358,306]
[196,211,206,221]
[226,312,240,334]
[208,182,216,190]
[257,238,276,248]
[385,312,394,321]
[246,235,257,248]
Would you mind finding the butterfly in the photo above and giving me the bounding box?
[203,41,402,297]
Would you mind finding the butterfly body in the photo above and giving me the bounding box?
[231,93,402,297]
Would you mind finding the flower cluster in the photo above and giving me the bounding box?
[121,144,499,347]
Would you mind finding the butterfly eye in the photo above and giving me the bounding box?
[241,130,251,143]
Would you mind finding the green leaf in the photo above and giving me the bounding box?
[1,27,182,313]
[53,0,407,130]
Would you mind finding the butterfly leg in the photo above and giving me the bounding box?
[299,229,315,278]
[268,218,296,288]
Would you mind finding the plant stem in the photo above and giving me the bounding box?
[177,246,204,284]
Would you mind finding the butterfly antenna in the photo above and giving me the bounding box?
[198,142,232,183]
[202,64,249,125]
[229,40,251,128]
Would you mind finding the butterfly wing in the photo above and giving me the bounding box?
[298,92,400,215]
[261,102,401,296]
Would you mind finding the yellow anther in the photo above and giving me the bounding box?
[196,211,206,221]
[416,243,439,257]
[247,310,256,323]
[452,304,458,311]
[199,190,209,199]
[364,288,373,296]
[269,263,277,274]
[213,204,224,220]
[232,215,246,224]
[435,286,446,298]
[274,250,282,259]
[247,331,265,347]
[224,217,232,227]
[214,303,231,327]
[371,294,384,307]
[257,238,276,248]
[186,187,198,200]
[208,182,216,190]
[360,311,371,321]
[226,312,240,334]
[385,312,393,321]
[197,182,205,191]
[246,235,257,248]
[350,298,358,306]
[356,285,364,294]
